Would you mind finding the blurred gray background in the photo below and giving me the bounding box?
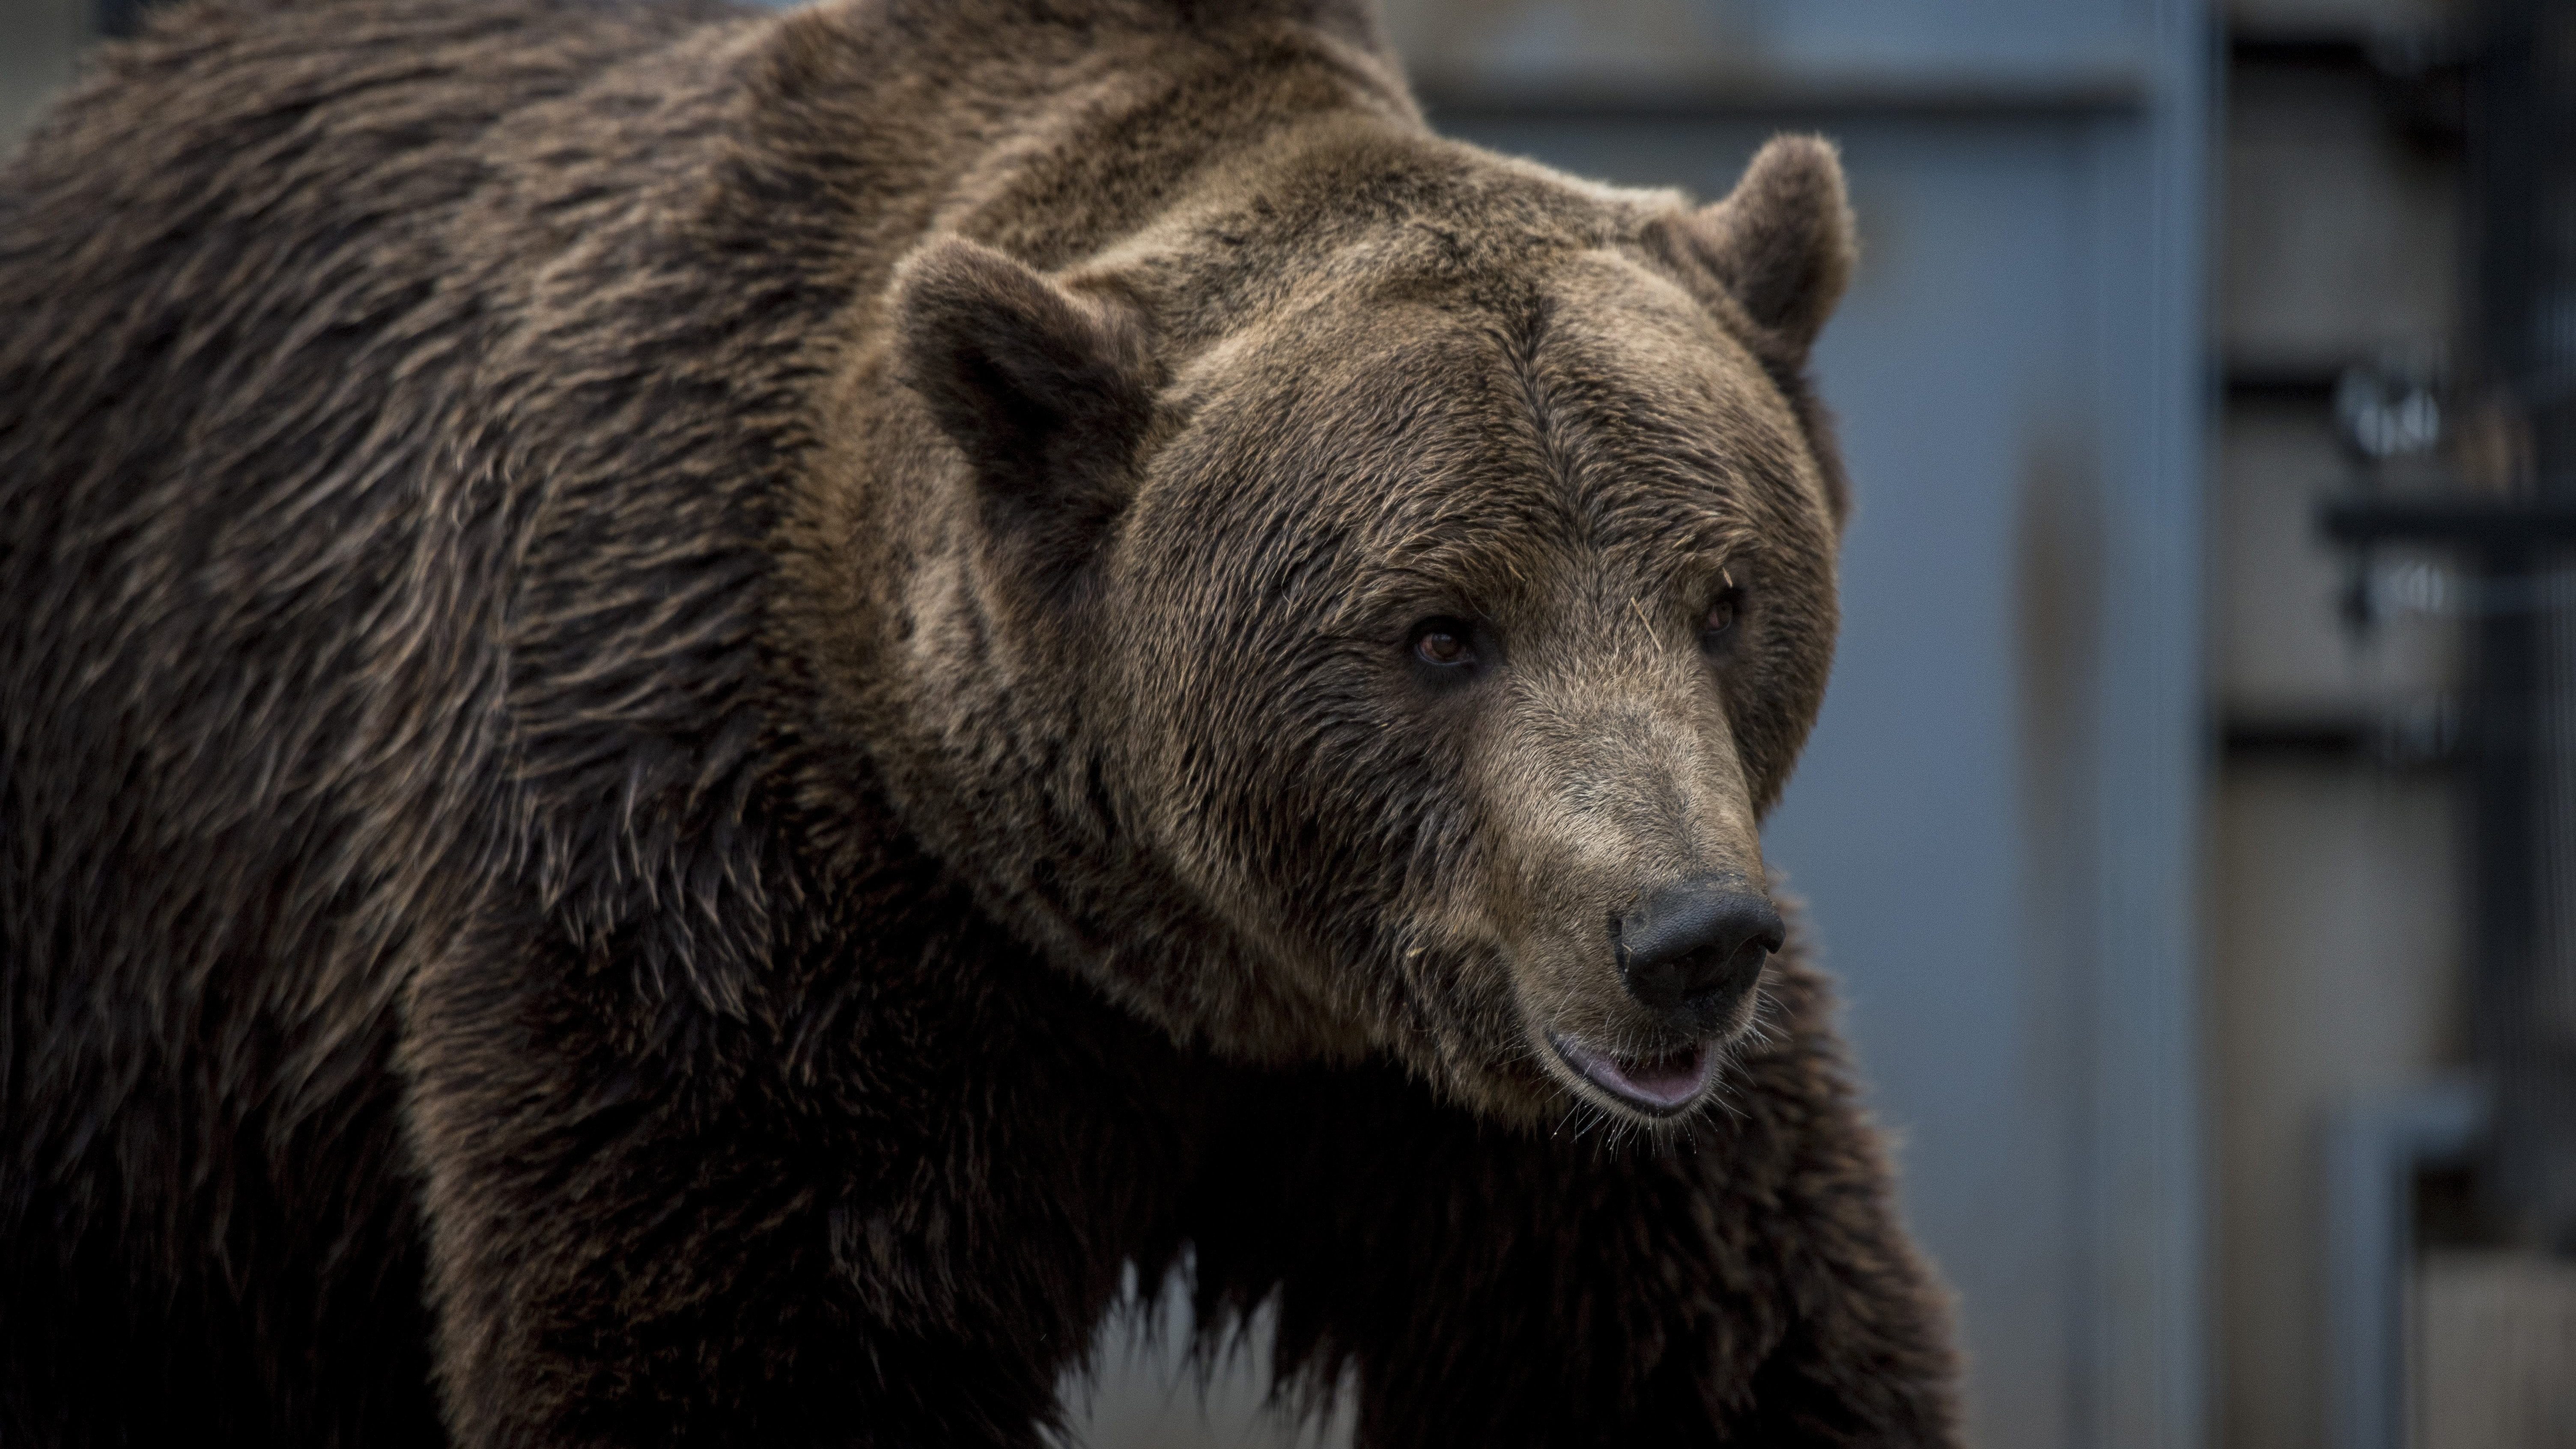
[8,0,2573,1445]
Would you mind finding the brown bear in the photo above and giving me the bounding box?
[0,0,1963,1443]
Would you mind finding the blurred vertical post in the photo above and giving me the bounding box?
[2468,0,2576,1258]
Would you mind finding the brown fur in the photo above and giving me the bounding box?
[0,0,1959,1443]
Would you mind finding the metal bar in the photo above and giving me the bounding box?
[1413,72,2151,122]
[2320,499,2576,546]
[2321,1080,2489,1449]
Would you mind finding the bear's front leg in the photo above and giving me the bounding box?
[400,926,1195,1448]
[1190,955,1962,1449]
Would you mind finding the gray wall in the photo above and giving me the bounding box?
[0,0,86,154]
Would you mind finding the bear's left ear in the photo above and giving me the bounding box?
[1646,134,1858,364]
[894,237,1158,590]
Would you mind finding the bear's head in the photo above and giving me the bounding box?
[806,129,1855,1129]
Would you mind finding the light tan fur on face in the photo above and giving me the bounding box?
[1470,594,1770,1059]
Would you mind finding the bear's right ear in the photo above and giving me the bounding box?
[1645,134,1858,365]
[894,237,1158,590]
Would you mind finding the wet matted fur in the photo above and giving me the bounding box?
[0,0,1963,1443]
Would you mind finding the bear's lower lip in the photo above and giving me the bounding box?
[1545,1032,1714,1115]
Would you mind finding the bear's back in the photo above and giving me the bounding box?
[0,2,768,1440]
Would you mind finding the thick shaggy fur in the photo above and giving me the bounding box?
[0,0,1962,1443]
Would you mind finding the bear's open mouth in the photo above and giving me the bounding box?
[1545,1032,1715,1116]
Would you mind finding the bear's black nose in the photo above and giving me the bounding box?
[1614,877,1785,1020]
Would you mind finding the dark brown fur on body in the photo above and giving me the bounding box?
[0,0,1960,1443]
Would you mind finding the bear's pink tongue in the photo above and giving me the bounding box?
[1601,1047,1712,1106]
[1554,1036,1714,1112]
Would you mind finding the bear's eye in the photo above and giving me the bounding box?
[1410,617,1478,670]
[1701,588,1744,648]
